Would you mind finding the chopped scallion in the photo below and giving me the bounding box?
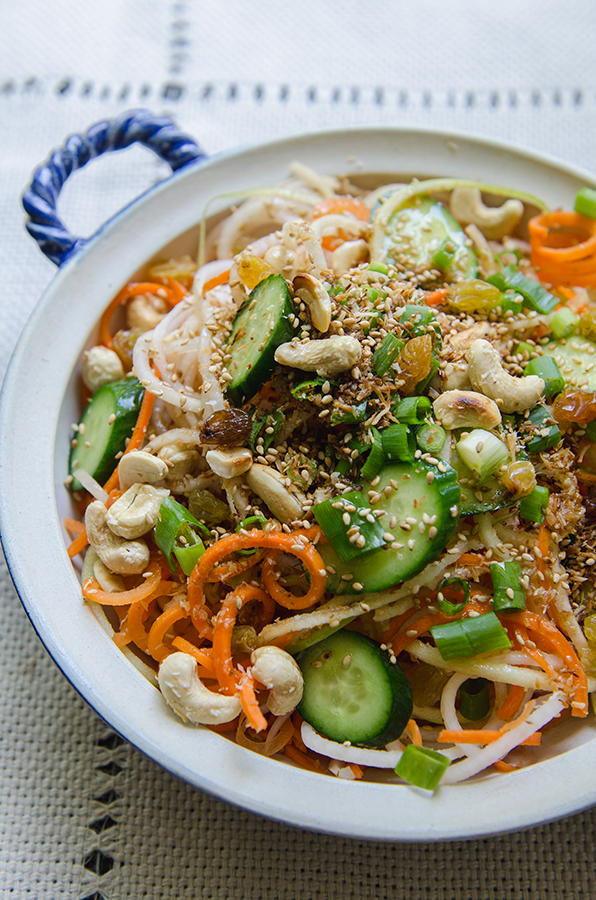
[360,427,385,481]
[368,261,389,275]
[523,356,564,397]
[312,490,386,562]
[430,612,512,660]
[455,429,509,483]
[490,561,526,612]
[437,577,470,616]
[519,404,562,454]
[394,744,450,792]
[173,540,205,576]
[416,422,446,454]
[459,678,490,721]
[381,424,416,462]
[371,334,404,376]
[393,396,432,424]
[518,485,550,523]
[155,497,211,574]
[487,267,558,315]
[431,239,455,271]
[575,187,596,220]
[549,306,579,339]
[235,515,268,555]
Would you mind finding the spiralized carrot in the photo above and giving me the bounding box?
[406,719,423,747]
[390,612,449,657]
[438,729,542,746]
[261,551,324,610]
[147,602,188,662]
[205,550,266,583]
[82,561,163,606]
[496,684,526,721]
[113,598,153,648]
[283,742,323,772]
[188,528,326,629]
[64,517,85,535]
[212,584,273,695]
[424,288,448,307]
[101,281,183,350]
[67,529,89,559]
[202,269,231,294]
[238,675,268,734]
[310,196,370,222]
[171,636,215,673]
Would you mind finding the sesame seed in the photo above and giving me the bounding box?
[352,582,364,591]
[407,539,415,551]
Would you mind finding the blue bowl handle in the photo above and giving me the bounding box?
[22,108,206,267]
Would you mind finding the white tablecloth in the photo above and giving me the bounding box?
[2,2,596,897]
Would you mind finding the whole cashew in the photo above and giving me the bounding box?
[92,558,126,593]
[433,390,502,430]
[85,500,150,575]
[118,450,169,490]
[106,483,170,539]
[275,335,361,377]
[245,464,303,523]
[331,239,369,277]
[126,292,168,330]
[293,273,332,332]
[251,646,304,715]
[81,346,124,394]
[206,446,253,479]
[450,187,524,240]
[158,652,242,725]
[467,339,544,414]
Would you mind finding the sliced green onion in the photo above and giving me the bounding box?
[368,261,389,275]
[329,400,368,426]
[360,428,385,481]
[393,396,432,424]
[518,485,550,523]
[262,409,284,450]
[394,744,450,792]
[173,541,205,576]
[291,377,337,402]
[381,424,416,461]
[334,458,352,476]
[155,498,210,573]
[430,612,512,660]
[549,306,579,339]
[371,334,404,376]
[487,267,558,315]
[575,187,596,220]
[512,341,536,361]
[490,561,526,612]
[312,490,386,562]
[235,515,268,555]
[459,678,490,721]
[437,577,470,616]
[455,429,509,483]
[519,404,562,454]
[524,356,565,397]
[416,422,446,454]
[500,290,524,316]
[431,239,456,271]
[398,304,442,344]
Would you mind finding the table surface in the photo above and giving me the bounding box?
[3,2,596,897]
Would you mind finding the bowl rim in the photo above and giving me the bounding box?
[2,123,596,842]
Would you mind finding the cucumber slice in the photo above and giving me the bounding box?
[69,376,145,491]
[319,460,461,594]
[377,196,477,282]
[542,335,596,391]
[224,274,295,405]
[297,631,413,748]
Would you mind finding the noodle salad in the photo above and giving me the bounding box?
[65,163,596,790]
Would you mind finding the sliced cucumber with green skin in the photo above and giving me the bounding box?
[378,196,477,282]
[224,274,295,405]
[297,631,413,748]
[319,460,461,594]
[542,335,596,391]
[69,376,145,491]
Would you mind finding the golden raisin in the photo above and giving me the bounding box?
[112,327,145,372]
[500,460,537,498]
[579,309,596,342]
[552,388,596,426]
[237,255,275,291]
[445,279,502,313]
[395,334,432,395]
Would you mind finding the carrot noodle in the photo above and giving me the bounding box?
[261,550,325,610]
[82,561,163,607]
[205,550,266,583]
[212,584,273,695]
[238,675,268,733]
[348,763,364,779]
[438,729,542,746]
[310,196,370,222]
[147,602,187,662]
[202,269,231,294]
[283,742,323,772]
[64,517,85,535]
[390,612,449,657]
[113,599,153,648]
[381,605,419,645]
[424,288,448,306]
[67,529,89,559]
[171,636,215,672]
[496,684,526,721]
[493,760,518,773]
[101,281,183,350]
[406,719,423,747]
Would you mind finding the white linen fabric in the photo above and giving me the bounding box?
[2,1,596,897]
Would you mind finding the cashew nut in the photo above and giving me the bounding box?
[118,450,169,490]
[106,483,170,539]
[293,273,332,333]
[433,390,502,430]
[275,335,361,377]
[157,443,201,481]
[440,361,471,392]
[92,558,126,593]
[205,446,253,479]
[331,239,369,277]
[245,464,303,523]
[467,339,544,413]
[450,187,524,240]
[251,645,304,715]
[464,224,498,277]
[126,292,168,330]
[81,346,125,393]
[158,652,242,725]
[263,244,298,277]
[85,500,150,575]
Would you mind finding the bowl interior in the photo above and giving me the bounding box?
[5,126,596,840]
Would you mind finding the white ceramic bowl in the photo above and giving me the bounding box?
[2,124,596,841]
